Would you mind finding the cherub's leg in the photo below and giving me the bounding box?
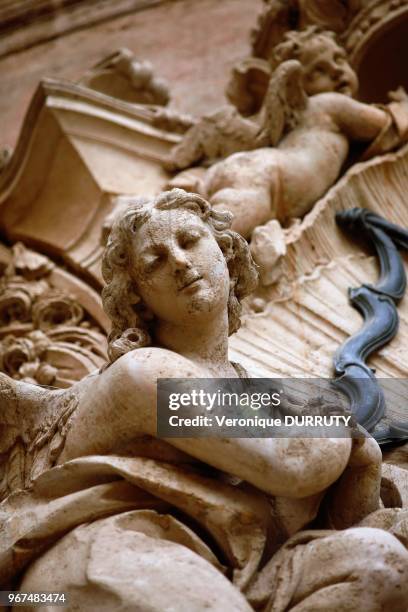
[205,151,281,238]
[211,187,272,238]
[167,166,206,194]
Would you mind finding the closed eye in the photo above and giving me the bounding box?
[143,253,166,272]
[179,232,201,249]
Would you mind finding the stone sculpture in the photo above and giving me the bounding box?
[170,29,408,238]
[230,0,406,112]
[79,48,170,106]
[2,2,408,609]
[1,189,407,611]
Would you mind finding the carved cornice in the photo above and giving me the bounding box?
[0,79,179,286]
[0,0,168,59]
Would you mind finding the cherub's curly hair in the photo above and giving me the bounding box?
[271,26,339,69]
[102,189,258,363]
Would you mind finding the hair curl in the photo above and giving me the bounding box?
[102,189,258,363]
[271,26,339,69]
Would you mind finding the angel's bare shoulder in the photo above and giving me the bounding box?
[111,347,203,391]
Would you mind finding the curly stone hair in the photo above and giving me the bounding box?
[271,26,339,69]
[102,189,258,363]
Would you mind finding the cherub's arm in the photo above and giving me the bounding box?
[319,90,408,157]
[318,92,389,140]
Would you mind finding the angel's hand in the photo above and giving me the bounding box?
[342,433,381,468]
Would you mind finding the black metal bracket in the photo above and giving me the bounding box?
[335,208,408,444]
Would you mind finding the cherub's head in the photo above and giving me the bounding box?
[102,189,258,363]
[272,26,358,97]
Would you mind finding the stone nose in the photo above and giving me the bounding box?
[330,62,344,79]
[169,245,191,271]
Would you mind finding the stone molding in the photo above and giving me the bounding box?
[0,0,167,59]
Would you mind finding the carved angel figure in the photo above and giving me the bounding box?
[170,28,408,238]
[1,190,407,610]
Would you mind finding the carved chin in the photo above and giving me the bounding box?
[185,286,226,315]
[189,294,217,314]
[337,75,358,96]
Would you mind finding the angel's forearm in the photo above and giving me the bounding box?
[169,436,352,498]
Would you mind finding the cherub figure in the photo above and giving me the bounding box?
[170,28,408,238]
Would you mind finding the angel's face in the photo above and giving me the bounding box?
[130,208,230,326]
[301,37,358,97]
